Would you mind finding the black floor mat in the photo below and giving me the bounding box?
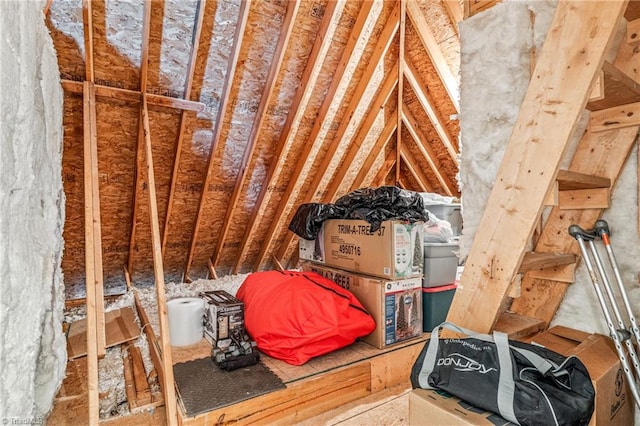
[173,357,286,418]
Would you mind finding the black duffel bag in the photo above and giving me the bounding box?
[411,322,595,425]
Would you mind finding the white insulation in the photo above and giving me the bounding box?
[460,0,640,407]
[0,0,66,420]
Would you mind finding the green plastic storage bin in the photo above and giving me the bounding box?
[422,283,457,332]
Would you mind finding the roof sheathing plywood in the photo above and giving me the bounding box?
[61,94,86,298]
[129,107,182,285]
[210,1,325,275]
[262,1,397,269]
[52,0,461,288]
[240,0,371,271]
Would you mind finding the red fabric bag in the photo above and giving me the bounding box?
[236,270,376,365]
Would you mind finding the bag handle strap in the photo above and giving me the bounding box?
[495,330,519,424]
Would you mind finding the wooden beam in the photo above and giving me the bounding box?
[162,0,208,260]
[446,2,626,334]
[253,2,400,271]
[141,96,178,424]
[60,80,206,112]
[232,0,347,273]
[82,82,99,425]
[210,1,300,270]
[396,0,406,183]
[124,266,132,289]
[402,106,457,195]
[373,149,397,188]
[44,0,54,16]
[207,259,218,280]
[350,115,397,191]
[406,0,459,112]
[590,101,640,132]
[399,146,432,192]
[130,345,152,405]
[442,0,463,33]
[404,58,458,161]
[123,346,137,410]
[127,0,154,277]
[81,0,94,82]
[86,82,106,357]
[274,10,402,265]
[322,64,399,203]
[182,0,251,273]
[628,18,640,44]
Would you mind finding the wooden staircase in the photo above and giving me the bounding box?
[447,1,640,338]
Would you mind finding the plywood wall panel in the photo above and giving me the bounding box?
[257,1,396,270]
[405,19,459,143]
[47,0,86,81]
[91,0,142,91]
[129,108,183,285]
[212,1,363,273]
[213,1,325,274]
[61,94,87,299]
[94,100,138,292]
[161,117,212,283]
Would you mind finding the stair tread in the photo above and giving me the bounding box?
[518,251,577,274]
[494,312,546,339]
[586,61,640,111]
[556,169,610,190]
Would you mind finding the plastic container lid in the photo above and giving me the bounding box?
[422,283,458,293]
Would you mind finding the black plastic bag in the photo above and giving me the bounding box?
[411,322,595,426]
[288,203,346,240]
[288,186,429,239]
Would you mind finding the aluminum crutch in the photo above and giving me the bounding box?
[594,220,640,347]
[584,223,640,387]
[569,224,640,408]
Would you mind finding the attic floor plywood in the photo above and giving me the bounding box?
[50,281,428,425]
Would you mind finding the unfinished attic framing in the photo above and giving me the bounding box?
[6,0,640,424]
[50,0,461,300]
[43,0,462,423]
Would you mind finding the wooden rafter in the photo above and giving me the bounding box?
[82,81,99,425]
[406,0,459,112]
[404,58,458,161]
[60,80,206,111]
[209,1,300,271]
[140,96,178,425]
[402,105,456,195]
[160,0,208,259]
[447,2,627,333]
[232,0,347,273]
[322,64,399,202]
[255,3,400,270]
[373,150,397,187]
[351,113,397,191]
[442,0,463,34]
[399,145,432,192]
[127,0,153,276]
[82,0,94,81]
[396,0,406,183]
[183,0,252,276]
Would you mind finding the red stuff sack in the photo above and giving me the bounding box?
[236,270,376,365]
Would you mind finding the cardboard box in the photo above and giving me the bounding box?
[299,219,425,280]
[529,326,633,426]
[409,388,513,425]
[301,263,423,349]
[200,290,245,345]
